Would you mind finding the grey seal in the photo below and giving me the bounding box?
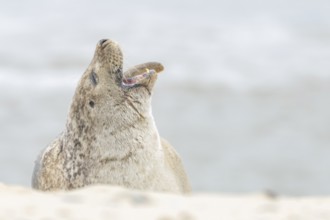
[32,39,191,193]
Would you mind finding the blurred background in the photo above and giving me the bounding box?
[1,0,330,195]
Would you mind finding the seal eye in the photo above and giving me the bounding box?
[90,72,98,86]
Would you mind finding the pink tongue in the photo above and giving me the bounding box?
[122,69,156,86]
[122,77,136,85]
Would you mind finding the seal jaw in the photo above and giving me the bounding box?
[122,68,156,87]
[121,62,164,90]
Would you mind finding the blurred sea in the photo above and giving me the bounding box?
[1,0,330,195]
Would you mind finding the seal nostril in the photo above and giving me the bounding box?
[99,39,108,46]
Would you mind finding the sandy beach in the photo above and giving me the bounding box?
[1,183,329,220]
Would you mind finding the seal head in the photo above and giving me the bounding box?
[67,39,164,135]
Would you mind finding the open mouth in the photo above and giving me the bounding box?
[122,68,156,87]
[121,62,164,88]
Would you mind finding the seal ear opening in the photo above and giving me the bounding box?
[89,100,95,108]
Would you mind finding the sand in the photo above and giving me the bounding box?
[0,183,329,220]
